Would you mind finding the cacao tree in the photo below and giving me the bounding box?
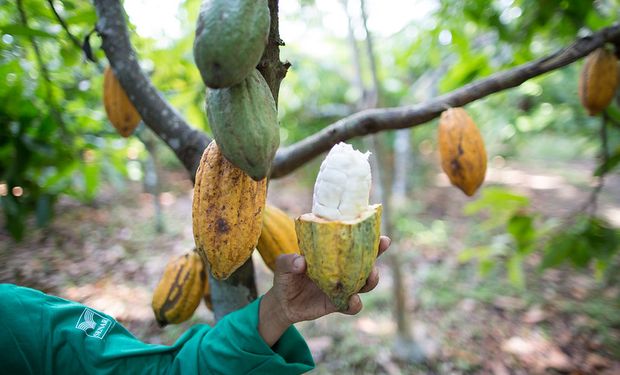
[2,0,619,323]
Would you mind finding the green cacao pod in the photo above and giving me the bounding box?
[151,250,206,326]
[295,143,382,311]
[438,107,487,196]
[206,69,279,181]
[192,140,267,279]
[193,0,270,88]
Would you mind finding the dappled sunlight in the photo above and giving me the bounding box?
[486,168,566,190]
[603,207,620,227]
[61,278,153,323]
[356,316,396,336]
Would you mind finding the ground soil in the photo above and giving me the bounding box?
[1,159,619,374]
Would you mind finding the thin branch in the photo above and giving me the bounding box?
[92,0,210,181]
[360,0,379,108]
[16,0,68,136]
[271,24,620,178]
[46,0,82,50]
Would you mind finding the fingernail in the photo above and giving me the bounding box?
[293,256,304,270]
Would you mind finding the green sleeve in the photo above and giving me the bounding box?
[0,284,314,375]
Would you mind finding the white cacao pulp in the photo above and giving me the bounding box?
[312,142,372,221]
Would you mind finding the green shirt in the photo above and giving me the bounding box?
[0,284,314,374]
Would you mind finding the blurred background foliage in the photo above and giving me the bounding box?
[1,0,619,282]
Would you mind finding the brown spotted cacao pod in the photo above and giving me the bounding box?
[256,204,300,272]
[192,140,267,279]
[103,66,141,137]
[438,107,487,196]
[578,47,619,116]
[151,250,206,326]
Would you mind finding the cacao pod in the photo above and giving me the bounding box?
[151,250,205,326]
[193,0,270,88]
[192,140,267,279]
[256,204,300,272]
[578,47,619,116]
[206,69,279,181]
[103,66,141,137]
[438,107,487,196]
[295,143,382,311]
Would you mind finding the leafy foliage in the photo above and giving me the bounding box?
[461,186,620,286]
[0,0,131,239]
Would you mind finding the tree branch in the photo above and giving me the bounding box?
[270,24,620,178]
[17,0,69,139]
[46,0,83,51]
[257,0,290,105]
[92,0,210,181]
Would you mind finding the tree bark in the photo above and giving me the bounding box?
[92,0,620,319]
[93,0,209,182]
[257,0,290,106]
[270,24,620,177]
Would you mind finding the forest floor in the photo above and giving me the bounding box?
[1,158,619,375]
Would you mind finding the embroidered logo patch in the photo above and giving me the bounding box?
[75,308,115,339]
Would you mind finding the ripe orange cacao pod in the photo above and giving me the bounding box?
[438,107,487,196]
[103,66,141,137]
[192,140,267,279]
[578,47,619,116]
[256,204,300,271]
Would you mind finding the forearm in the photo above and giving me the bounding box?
[258,289,292,346]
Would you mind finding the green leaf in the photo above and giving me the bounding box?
[479,258,495,277]
[568,237,591,268]
[458,246,492,262]
[82,162,100,200]
[507,213,536,254]
[507,254,525,288]
[0,24,56,39]
[1,195,25,241]
[541,233,573,269]
[64,9,97,25]
[594,147,620,176]
[464,187,529,216]
[584,218,619,260]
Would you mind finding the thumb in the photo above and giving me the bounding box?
[275,254,306,275]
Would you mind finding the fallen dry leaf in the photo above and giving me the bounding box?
[501,334,573,373]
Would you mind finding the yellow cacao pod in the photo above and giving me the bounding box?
[192,140,267,279]
[438,108,487,196]
[578,47,619,116]
[103,66,141,137]
[295,143,382,311]
[256,204,300,272]
[151,251,205,326]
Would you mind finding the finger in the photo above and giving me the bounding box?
[358,267,379,293]
[275,254,306,275]
[341,294,363,315]
[377,236,391,258]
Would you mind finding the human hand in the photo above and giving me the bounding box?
[258,236,391,346]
